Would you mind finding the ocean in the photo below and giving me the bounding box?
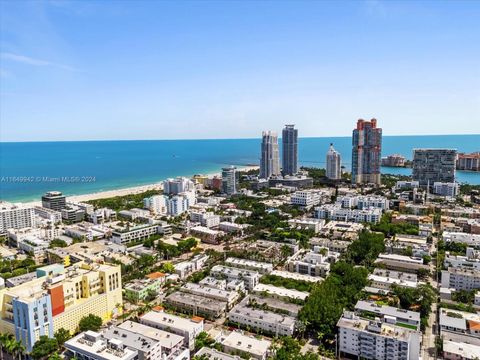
[1,134,479,203]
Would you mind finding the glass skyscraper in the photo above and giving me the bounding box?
[282,124,298,176]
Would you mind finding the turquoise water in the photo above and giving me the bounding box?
[1,135,479,202]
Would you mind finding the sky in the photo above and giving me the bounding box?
[0,0,479,142]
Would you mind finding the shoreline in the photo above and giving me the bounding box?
[16,165,259,207]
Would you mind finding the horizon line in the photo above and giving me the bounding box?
[1,133,479,144]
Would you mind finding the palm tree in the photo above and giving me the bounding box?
[0,334,13,360]
[11,341,25,360]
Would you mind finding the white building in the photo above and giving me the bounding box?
[64,331,138,360]
[433,182,459,198]
[210,265,260,291]
[286,247,339,277]
[181,282,239,308]
[144,195,168,215]
[337,311,421,360]
[140,310,204,351]
[288,218,325,233]
[116,321,189,360]
[253,283,309,302]
[219,222,248,234]
[190,212,220,228]
[395,181,420,191]
[225,257,273,274]
[222,331,271,360]
[441,267,480,291]
[0,202,35,234]
[326,143,341,180]
[314,204,382,223]
[111,224,159,244]
[228,299,296,337]
[290,191,321,208]
[443,232,480,246]
[163,177,195,195]
[167,195,190,216]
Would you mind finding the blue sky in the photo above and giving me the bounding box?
[1,0,479,142]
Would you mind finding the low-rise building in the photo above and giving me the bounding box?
[115,321,189,360]
[286,247,339,277]
[190,226,224,244]
[164,291,227,319]
[253,283,308,302]
[269,270,322,283]
[225,257,273,274]
[124,274,165,303]
[374,254,428,273]
[64,331,138,360]
[181,282,239,308]
[210,265,260,291]
[314,204,382,223]
[111,224,160,245]
[140,309,204,351]
[221,331,271,360]
[287,218,325,233]
[354,301,421,331]
[368,269,418,292]
[441,267,480,291]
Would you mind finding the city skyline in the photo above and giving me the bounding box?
[1,0,480,142]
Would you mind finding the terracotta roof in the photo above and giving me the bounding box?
[468,320,480,331]
[152,305,164,312]
[146,272,166,279]
[191,316,204,323]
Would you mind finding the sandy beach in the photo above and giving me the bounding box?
[19,165,259,207]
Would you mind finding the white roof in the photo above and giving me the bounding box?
[443,340,480,358]
[253,283,309,300]
[222,331,271,357]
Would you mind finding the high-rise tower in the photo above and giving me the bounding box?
[260,131,280,179]
[326,143,341,180]
[351,118,382,185]
[282,124,298,176]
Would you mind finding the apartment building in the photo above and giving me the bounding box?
[286,247,339,277]
[164,291,227,319]
[190,211,220,228]
[111,224,160,245]
[337,311,421,360]
[0,262,122,351]
[290,190,321,208]
[0,202,35,234]
[368,269,418,292]
[64,331,138,360]
[441,267,480,291]
[252,283,308,302]
[314,204,382,224]
[354,301,421,331]
[116,321,189,360]
[180,282,239,308]
[210,265,260,291]
[228,299,296,337]
[225,257,273,274]
[140,309,204,351]
[222,331,271,360]
[374,254,429,273]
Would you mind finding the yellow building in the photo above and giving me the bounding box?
[0,262,122,351]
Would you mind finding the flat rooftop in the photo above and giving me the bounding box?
[141,310,203,332]
[222,331,271,358]
[116,321,184,349]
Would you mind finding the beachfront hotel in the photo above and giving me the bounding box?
[0,262,122,351]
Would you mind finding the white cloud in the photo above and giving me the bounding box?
[1,52,78,71]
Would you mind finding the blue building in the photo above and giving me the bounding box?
[13,293,54,352]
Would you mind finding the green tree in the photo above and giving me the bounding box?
[194,331,215,351]
[161,262,175,273]
[54,328,71,347]
[31,336,59,360]
[78,314,103,332]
